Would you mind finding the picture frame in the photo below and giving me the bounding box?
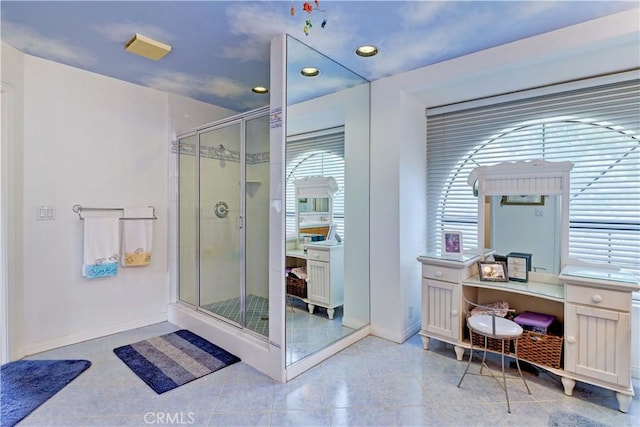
[327,224,337,241]
[442,231,463,255]
[478,261,508,282]
[501,195,545,206]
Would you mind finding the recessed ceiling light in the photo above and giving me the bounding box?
[355,45,379,57]
[300,67,320,77]
[251,86,269,94]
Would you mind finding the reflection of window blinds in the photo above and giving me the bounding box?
[295,176,339,198]
[286,127,345,239]
[425,75,640,281]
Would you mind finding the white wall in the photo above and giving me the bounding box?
[2,46,236,356]
[1,42,26,361]
[369,10,640,343]
[21,55,169,353]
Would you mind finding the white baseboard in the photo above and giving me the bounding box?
[370,320,421,344]
[402,320,422,342]
[342,316,368,330]
[23,313,168,356]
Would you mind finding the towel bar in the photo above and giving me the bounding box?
[72,204,158,220]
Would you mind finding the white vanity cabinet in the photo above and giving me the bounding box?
[418,160,639,412]
[561,266,637,412]
[305,244,344,320]
[419,256,477,361]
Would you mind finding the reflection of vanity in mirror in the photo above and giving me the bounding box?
[286,176,344,319]
[283,34,370,372]
[295,176,336,246]
[417,160,639,412]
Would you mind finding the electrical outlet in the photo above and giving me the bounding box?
[408,305,414,320]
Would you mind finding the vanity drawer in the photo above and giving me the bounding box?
[565,285,629,311]
[422,265,462,283]
[306,249,329,262]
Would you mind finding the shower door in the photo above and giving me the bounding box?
[178,110,270,338]
[198,122,244,327]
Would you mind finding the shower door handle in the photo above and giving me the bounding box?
[236,215,243,229]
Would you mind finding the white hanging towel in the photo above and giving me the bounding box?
[82,217,120,279]
[121,207,154,267]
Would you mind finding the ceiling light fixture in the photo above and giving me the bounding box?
[124,33,172,61]
[355,45,379,57]
[251,86,269,94]
[300,67,320,77]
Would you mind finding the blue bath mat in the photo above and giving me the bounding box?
[1,359,91,427]
[113,329,240,394]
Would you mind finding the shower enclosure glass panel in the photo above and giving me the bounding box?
[178,134,197,306]
[198,123,243,326]
[243,114,270,337]
[178,109,270,338]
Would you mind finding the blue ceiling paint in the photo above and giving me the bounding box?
[1,1,636,112]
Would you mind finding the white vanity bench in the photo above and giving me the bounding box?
[418,160,639,412]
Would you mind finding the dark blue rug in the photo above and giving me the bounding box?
[1,359,91,427]
[113,329,240,394]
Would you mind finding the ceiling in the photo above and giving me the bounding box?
[1,1,637,113]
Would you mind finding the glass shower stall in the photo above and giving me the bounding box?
[177,107,270,338]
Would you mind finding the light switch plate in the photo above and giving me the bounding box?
[37,205,55,220]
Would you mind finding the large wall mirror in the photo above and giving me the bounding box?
[284,35,370,366]
[469,160,573,276]
[486,195,561,274]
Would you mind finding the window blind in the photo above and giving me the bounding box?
[286,127,345,239]
[426,77,640,279]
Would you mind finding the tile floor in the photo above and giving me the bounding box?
[19,321,639,427]
[286,298,354,365]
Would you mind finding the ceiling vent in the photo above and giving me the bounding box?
[124,33,172,61]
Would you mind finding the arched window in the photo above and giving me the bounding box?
[286,129,345,240]
[427,78,640,278]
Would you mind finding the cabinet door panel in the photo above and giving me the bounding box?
[423,279,460,340]
[565,303,630,387]
[307,260,329,304]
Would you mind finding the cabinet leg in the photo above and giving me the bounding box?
[421,336,430,350]
[307,304,315,314]
[327,308,335,320]
[454,345,465,361]
[561,377,575,396]
[616,392,632,413]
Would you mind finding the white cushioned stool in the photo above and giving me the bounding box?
[457,298,531,413]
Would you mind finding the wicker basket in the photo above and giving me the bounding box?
[516,330,563,369]
[286,276,307,298]
[471,332,511,354]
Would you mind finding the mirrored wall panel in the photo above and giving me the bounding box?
[284,35,371,366]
